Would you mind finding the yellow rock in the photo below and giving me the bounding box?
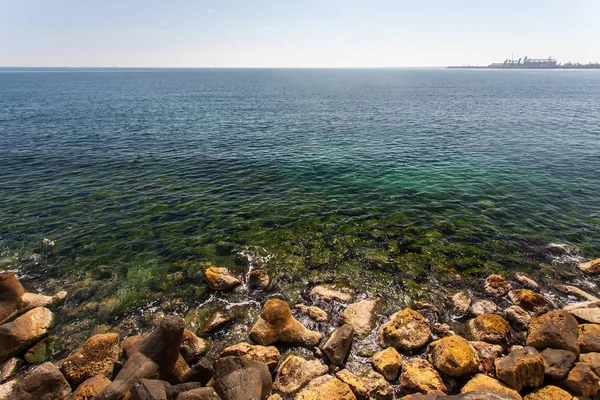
[372,347,402,381]
[295,375,356,400]
[461,374,522,400]
[427,336,480,377]
[523,385,574,400]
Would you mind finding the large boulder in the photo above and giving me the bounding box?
[427,336,479,377]
[213,356,272,400]
[294,305,328,322]
[0,307,54,362]
[67,375,111,400]
[399,358,447,394]
[578,323,600,353]
[310,285,355,303]
[218,342,280,372]
[523,385,572,400]
[379,308,431,351]
[563,362,600,397]
[60,333,120,389]
[526,310,579,356]
[335,369,393,400]
[485,275,511,297]
[540,348,576,380]
[95,315,185,400]
[321,324,354,366]
[339,299,381,339]
[273,355,327,395]
[579,258,600,274]
[465,314,510,346]
[249,299,322,348]
[11,362,71,400]
[295,375,356,400]
[204,267,241,291]
[460,374,521,400]
[508,290,553,316]
[494,347,544,392]
[372,347,402,381]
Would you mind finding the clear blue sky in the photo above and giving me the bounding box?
[1,0,599,67]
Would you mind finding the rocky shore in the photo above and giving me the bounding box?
[1,258,600,399]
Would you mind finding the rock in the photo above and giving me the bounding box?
[514,272,539,290]
[11,362,71,399]
[60,332,120,388]
[67,375,111,400]
[121,335,144,359]
[505,306,531,331]
[565,301,600,324]
[465,314,510,346]
[579,258,600,274]
[427,336,480,377]
[178,388,222,400]
[213,356,272,400]
[431,322,455,337]
[0,307,54,362]
[540,348,576,380]
[181,329,209,365]
[1,357,22,383]
[379,308,431,351]
[273,355,328,395]
[399,358,447,394]
[471,341,503,377]
[20,291,67,310]
[469,299,498,316]
[204,267,241,291]
[494,346,544,392]
[460,374,521,400]
[526,310,580,356]
[523,385,572,400]
[335,369,393,400]
[215,242,236,256]
[95,315,185,400]
[578,324,600,353]
[485,275,511,297]
[167,354,190,384]
[183,359,214,385]
[563,362,600,397]
[557,285,599,302]
[267,395,282,400]
[218,342,281,372]
[0,273,26,323]
[372,347,402,381]
[249,299,322,348]
[295,375,356,400]
[294,304,328,322]
[248,270,270,289]
[130,378,170,400]
[581,352,600,376]
[166,382,203,400]
[450,292,472,314]
[310,285,354,303]
[0,380,17,400]
[339,299,380,339]
[508,290,553,316]
[201,312,231,335]
[321,324,354,366]
[25,336,56,364]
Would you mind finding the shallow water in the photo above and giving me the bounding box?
[1,68,600,346]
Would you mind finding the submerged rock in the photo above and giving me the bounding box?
[460,374,521,400]
[310,285,354,303]
[427,336,480,377]
[563,362,600,397]
[526,310,579,355]
[0,307,54,362]
[494,346,544,392]
[249,299,322,348]
[60,332,120,389]
[540,348,576,380]
[508,290,553,316]
[218,342,280,372]
[379,308,431,351]
[578,323,600,353]
[371,347,402,381]
[12,362,71,399]
[213,356,272,400]
[335,369,393,400]
[273,355,327,395]
[321,324,354,367]
[294,304,328,322]
[485,275,511,297]
[339,299,380,339]
[295,375,356,400]
[465,314,510,346]
[204,267,241,291]
[399,358,447,394]
[201,312,231,335]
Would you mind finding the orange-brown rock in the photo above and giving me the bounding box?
[218,342,281,372]
[465,314,510,346]
[339,299,381,339]
[379,308,431,351]
[61,333,120,388]
[523,385,572,400]
[526,310,579,356]
[578,324,600,353]
[460,374,521,400]
[372,347,402,381]
[249,299,321,348]
[0,307,54,362]
[204,267,241,291]
[485,274,511,297]
[295,375,357,400]
[180,329,209,365]
[399,358,447,394]
[273,355,327,395]
[335,369,393,400]
[495,346,544,392]
[580,352,600,377]
[427,336,479,377]
[508,289,553,316]
[563,362,600,397]
[67,375,112,400]
[579,258,600,274]
[471,341,503,377]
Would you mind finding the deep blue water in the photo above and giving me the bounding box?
[1,68,599,316]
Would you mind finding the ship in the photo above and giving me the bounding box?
[448,55,600,69]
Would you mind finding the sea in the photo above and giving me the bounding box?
[1,68,599,346]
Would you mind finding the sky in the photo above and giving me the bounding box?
[1,0,599,68]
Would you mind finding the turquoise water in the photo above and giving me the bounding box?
[1,69,600,336]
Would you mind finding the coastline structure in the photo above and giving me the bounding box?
[448,55,600,69]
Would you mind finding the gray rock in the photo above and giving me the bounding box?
[541,348,576,380]
[166,382,202,399]
[321,324,354,366]
[213,356,272,400]
[178,388,222,400]
[130,379,170,400]
[182,359,215,385]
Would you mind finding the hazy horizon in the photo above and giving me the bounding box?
[1,0,599,68]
